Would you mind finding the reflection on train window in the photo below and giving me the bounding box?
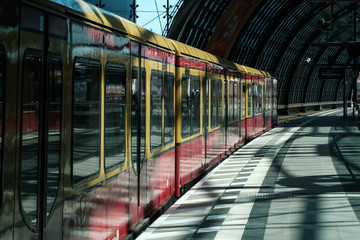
[105,63,126,171]
[218,79,222,125]
[181,74,200,137]
[247,80,252,117]
[234,81,238,120]
[46,55,62,217]
[266,81,271,111]
[20,49,63,225]
[254,83,258,114]
[20,49,42,224]
[211,79,218,128]
[229,81,234,121]
[73,58,101,183]
[211,78,222,128]
[229,80,239,122]
[131,67,146,172]
[253,82,260,115]
[256,84,263,114]
[164,72,174,144]
[203,77,209,132]
[241,80,246,119]
[252,82,257,115]
[150,70,163,150]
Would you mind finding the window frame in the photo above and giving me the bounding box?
[150,69,163,151]
[104,62,127,172]
[72,57,101,185]
[164,71,175,145]
[181,74,201,138]
[19,48,43,226]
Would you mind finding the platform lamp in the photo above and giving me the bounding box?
[163,0,172,35]
[96,0,105,8]
[130,0,139,23]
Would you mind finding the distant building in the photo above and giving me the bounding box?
[85,0,133,20]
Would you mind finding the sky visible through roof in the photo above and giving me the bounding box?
[136,0,179,35]
[87,0,180,35]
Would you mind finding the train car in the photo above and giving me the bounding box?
[172,41,238,196]
[0,0,277,239]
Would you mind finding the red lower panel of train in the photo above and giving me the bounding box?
[178,128,228,194]
[178,136,206,190]
[246,115,265,140]
[138,149,175,219]
[62,118,269,239]
[63,149,175,240]
[265,111,272,131]
[206,129,226,167]
[254,115,264,136]
[226,122,240,152]
[240,120,246,145]
[63,173,130,240]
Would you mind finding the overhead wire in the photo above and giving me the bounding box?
[154,0,164,33]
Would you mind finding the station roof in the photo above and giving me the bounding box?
[168,0,360,113]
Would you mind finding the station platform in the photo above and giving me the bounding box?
[137,109,360,240]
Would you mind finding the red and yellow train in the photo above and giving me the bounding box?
[0,0,277,239]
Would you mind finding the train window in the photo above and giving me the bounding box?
[46,54,62,217]
[217,79,223,126]
[247,80,252,117]
[229,80,239,122]
[229,81,234,121]
[164,72,174,144]
[182,76,191,137]
[72,58,101,184]
[192,76,200,134]
[241,80,246,119]
[150,70,163,150]
[20,49,42,224]
[253,82,258,115]
[181,74,200,137]
[234,81,239,120]
[211,78,222,128]
[20,49,63,225]
[211,79,218,128]
[105,63,126,171]
[266,80,271,111]
[131,67,146,172]
[254,83,259,114]
[258,84,263,114]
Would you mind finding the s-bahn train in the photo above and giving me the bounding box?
[0,0,277,239]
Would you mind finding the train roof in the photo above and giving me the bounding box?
[172,40,219,65]
[28,0,223,65]
[27,0,271,77]
[28,0,176,52]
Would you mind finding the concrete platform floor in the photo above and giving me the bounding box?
[137,109,360,240]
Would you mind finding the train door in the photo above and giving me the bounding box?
[16,6,62,239]
[245,75,254,140]
[241,76,246,142]
[130,41,146,226]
